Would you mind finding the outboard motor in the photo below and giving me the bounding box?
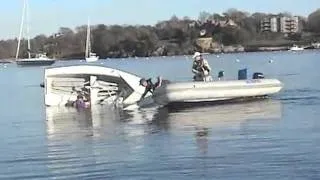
[218,71,224,80]
[252,72,264,79]
[238,68,247,80]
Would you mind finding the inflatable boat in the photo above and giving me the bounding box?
[152,72,283,106]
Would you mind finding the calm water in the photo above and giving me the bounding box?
[0,50,320,179]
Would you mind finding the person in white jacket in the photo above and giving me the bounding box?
[192,52,212,81]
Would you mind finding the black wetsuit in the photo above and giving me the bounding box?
[141,78,158,99]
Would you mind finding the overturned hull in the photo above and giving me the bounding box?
[152,79,283,106]
[44,65,147,107]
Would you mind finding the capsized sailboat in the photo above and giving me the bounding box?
[43,65,148,107]
[15,0,55,66]
[85,18,99,62]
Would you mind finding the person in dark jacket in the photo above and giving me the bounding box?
[139,76,162,100]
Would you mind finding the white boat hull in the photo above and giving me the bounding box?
[85,56,99,62]
[44,65,148,107]
[153,79,283,106]
[289,46,304,51]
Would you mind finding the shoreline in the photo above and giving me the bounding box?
[2,47,319,62]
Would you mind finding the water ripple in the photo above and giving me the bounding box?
[278,88,320,105]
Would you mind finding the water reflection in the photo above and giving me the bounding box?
[162,99,282,131]
[46,106,122,140]
[46,99,282,140]
[46,99,283,152]
[45,99,282,178]
[157,99,282,156]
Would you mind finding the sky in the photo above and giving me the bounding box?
[0,0,319,40]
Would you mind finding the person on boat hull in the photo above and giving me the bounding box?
[139,76,162,101]
[192,52,212,82]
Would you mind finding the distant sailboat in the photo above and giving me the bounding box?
[15,0,55,66]
[85,18,99,62]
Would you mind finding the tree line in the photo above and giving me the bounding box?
[1,8,320,60]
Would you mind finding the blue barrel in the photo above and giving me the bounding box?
[238,68,247,80]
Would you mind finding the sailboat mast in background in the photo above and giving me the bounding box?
[85,18,90,59]
[16,0,27,59]
[85,17,99,62]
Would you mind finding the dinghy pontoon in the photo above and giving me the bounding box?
[152,73,283,106]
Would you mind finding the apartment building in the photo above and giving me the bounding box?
[261,16,299,33]
[280,16,299,33]
[261,17,279,32]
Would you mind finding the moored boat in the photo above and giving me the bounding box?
[15,0,55,66]
[289,45,304,51]
[84,18,99,62]
[16,53,55,66]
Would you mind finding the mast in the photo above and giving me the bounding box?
[16,0,27,60]
[85,18,90,58]
[26,0,31,59]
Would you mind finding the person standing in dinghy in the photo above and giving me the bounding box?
[192,52,212,81]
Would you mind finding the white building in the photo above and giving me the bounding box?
[261,16,299,33]
[261,17,278,32]
[280,16,299,33]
